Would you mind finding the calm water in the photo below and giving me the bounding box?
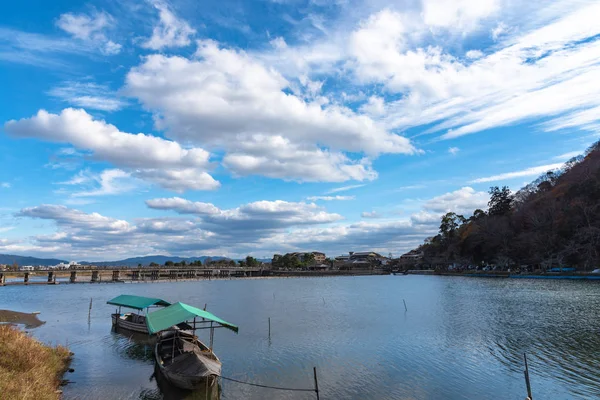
[1,275,600,399]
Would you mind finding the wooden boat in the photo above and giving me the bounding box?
[147,302,238,390]
[107,294,171,335]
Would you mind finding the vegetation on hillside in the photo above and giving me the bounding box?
[0,325,71,400]
[416,140,600,270]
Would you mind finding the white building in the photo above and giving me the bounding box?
[20,265,34,271]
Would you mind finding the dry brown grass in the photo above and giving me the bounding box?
[0,325,72,400]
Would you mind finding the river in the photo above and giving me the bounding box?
[1,275,599,399]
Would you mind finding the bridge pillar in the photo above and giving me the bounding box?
[112,270,120,282]
[0,273,5,286]
[70,271,77,283]
[91,270,99,282]
[151,270,158,281]
[132,270,139,281]
[47,271,54,284]
[24,272,29,284]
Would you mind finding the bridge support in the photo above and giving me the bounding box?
[24,272,29,284]
[70,271,77,283]
[132,270,140,281]
[91,270,99,282]
[47,271,55,284]
[0,273,4,286]
[112,270,120,282]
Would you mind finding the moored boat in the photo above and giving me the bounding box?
[146,302,238,390]
[107,294,171,335]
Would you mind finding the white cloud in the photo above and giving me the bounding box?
[259,2,600,143]
[470,163,563,183]
[48,82,127,112]
[4,108,219,191]
[552,151,583,161]
[422,0,500,33]
[423,186,489,214]
[306,195,355,201]
[142,0,196,50]
[0,226,15,233]
[56,11,121,55]
[126,40,416,182]
[67,169,140,197]
[465,50,483,59]
[448,147,460,155]
[1,182,10,189]
[361,210,381,218]
[326,184,366,194]
[222,135,377,182]
[491,22,508,40]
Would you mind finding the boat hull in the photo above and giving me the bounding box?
[111,313,149,334]
[155,332,222,390]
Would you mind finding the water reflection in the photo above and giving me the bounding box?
[0,309,45,328]
[139,365,220,400]
[110,327,156,363]
[2,276,600,399]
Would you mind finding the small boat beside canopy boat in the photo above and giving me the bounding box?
[107,294,171,334]
[146,302,238,390]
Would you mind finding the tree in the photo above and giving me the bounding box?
[488,186,513,216]
[165,260,174,267]
[245,256,259,268]
[439,212,465,239]
[149,262,159,267]
[302,253,315,266]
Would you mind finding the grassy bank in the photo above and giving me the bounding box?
[0,325,72,400]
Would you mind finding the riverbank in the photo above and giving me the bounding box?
[406,270,600,280]
[0,325,72,400]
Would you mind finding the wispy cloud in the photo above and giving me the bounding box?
[48,82,127,112]
[361,210,381,218]
[0,182,10,189]
[552,150,583,161]
[306,195,355,201]
[448,147,460,155]
[326,184,366,194]
[0,226,15,233]
[470,163,564,183]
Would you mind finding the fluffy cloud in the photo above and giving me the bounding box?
[56,11,121,55]
[126,40,416,181]
[423,187,489,214]
[146,197,344,234]
[142,0,196,50]
[9,185,490,259]
[4,108,219,191]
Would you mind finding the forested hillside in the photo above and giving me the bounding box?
[417,140,600,270]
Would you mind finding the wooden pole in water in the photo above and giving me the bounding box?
[403,299,407,312]
[268,317,271,339]
[313,367,320,400]
[524,353,532,399]
[88,298,93,320]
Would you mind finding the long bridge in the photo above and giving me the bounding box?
[0,267,388,286]
[0,267,266,286]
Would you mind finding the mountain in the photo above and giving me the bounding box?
[79,255,230,267]
[0,254,67,266]
[412,139,600,269]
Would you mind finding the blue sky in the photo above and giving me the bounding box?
[0,0,598,261]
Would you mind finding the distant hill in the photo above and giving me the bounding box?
[0,254,66,266]
[79,255,230,267]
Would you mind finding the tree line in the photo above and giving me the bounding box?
[416,140,600,270]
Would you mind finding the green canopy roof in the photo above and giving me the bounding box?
[107,294,171,310]
[146,302,239,334]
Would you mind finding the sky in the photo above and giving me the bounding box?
[0,0,598,261]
